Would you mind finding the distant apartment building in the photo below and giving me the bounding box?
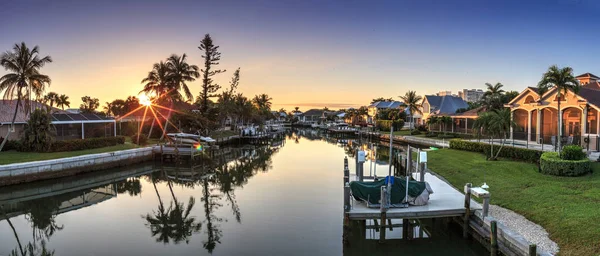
[458,89,484,102]
[436,91,458,97]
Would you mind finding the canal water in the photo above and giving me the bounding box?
[0,130,486,255]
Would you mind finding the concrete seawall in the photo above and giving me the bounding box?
[379,134,450,148]
[0,147,153,186]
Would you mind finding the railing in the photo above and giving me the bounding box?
[478,132,600,152]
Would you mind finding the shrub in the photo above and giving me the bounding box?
[425,132,438,137]
[376,120,404,132]
[130,133,148,145]
[22,109,55,152]
[540,152,591,176]
[561,145,586,160]
[449,139,542,163]
[0,138,23,151]
[410,130,422,135]
[50,136,126,152]
[416,125,428,132]
[437,134,455,139]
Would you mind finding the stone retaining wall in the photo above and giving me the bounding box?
[0,147,153,186]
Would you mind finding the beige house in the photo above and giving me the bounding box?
[505,73,600,151]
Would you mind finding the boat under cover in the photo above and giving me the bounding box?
[350,176,433,207]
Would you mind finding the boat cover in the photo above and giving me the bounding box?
[350,176,433,206]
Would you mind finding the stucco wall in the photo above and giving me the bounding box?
[0,147,153,186]
[0,124,25,141]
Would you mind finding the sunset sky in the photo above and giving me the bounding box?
[2,0,600,111]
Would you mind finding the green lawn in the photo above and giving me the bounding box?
[0,143,139,165]
[425,149,600,256]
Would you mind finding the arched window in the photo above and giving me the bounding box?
[524,96,535,104]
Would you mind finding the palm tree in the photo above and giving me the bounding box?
[252,94,272,111]
[439,116,452,133]
[0,42,52,152]
[141,61,171,100]
[482,83,505,110]
[56,94,70,110]
[294,106,300,113]
[103,101,113,116]
[537,65,580,153]
[427,116,439,131]
[43,92,59,109]
[399,91,423,131]
[166,54,200,102]
[473,109,516,160]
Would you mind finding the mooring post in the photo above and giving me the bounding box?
[419,162,425,182]
[529,244,537,256]
[379,186,388,243]
[406,147,412,176]
[463,183,472,239]
[491,220,498,256]
[482,193,490,218]
[344,157,349,184]
[402,219,409,239]
[344,182,350,212]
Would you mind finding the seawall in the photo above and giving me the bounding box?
[0,147,153,186]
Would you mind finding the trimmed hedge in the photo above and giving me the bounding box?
[449,139,542,163]
[424,132,475,139]
[540,152,591,176]
[561,145,586,160]
[410,130,422,135]
[49,136,126,152]
[376,120,404,132]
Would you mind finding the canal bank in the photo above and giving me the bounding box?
[0,147,153,186]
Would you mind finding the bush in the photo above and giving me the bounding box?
[437,134,455,139]
[50,136,126,152]
[449,139,542,163]
[410,130,422,135]
[21,109,55,152]
[130,133,148,145]
[561,145,586,160]
[0,138,23,151]
[416,125,428,132]
[376,120,405,132]
[540,152,591,176]
[425,132,438,137]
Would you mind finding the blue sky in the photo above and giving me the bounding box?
[0,0,598,110]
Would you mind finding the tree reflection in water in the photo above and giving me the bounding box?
[143,142,281,253]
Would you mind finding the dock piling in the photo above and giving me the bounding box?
[344,182,350,212]
[529,244,537,256]
[379,186,388,243]
[406,147,412,176]
[491,220,498,256]
[463,183,472,239]
[344,157,349,184]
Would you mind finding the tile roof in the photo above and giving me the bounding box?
[0,100,59,124]
[528,87,539,93]
[579,87,600,108]
[424,95,469,115]
[302,109,325,116]
[576,72,600,79]
[583,81,600,91]
[369,101,405,109]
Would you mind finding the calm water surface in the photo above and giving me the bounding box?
[0,130,486,255]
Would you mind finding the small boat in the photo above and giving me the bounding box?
[167,133,202,145]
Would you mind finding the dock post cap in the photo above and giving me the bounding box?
[345,182,349,187]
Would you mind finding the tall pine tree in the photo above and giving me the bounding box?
[198,34,226,113]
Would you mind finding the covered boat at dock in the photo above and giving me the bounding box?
[350,176,433,207]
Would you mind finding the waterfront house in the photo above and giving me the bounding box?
[504,73,600,151]
[0,100,116,141]
[420,95,469,125]
[367,101,405,123]
[300,109,326,123]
